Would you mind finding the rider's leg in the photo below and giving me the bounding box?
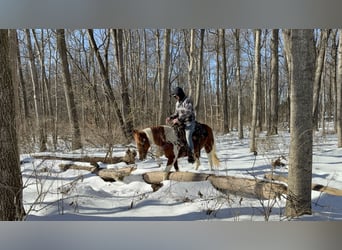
[185,121,196,163]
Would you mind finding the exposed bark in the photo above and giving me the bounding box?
[142,171,287,200]
[269,29,279,135]
[87,29,127,139]
[285,29,315,218]
[215,30,221,129]
[143,171,211,183]
[234,29,244,139]
[194,29,205,115]
[220,29,229,133]
[282,30,292,131]
[8,30,20,130]
[337,29,342,147]
[250,29,261,152]
[25,29,47,151]
[32,148,136,165]
[264,173,342,196]
[188,29,195,97]
[312,29,331,131]
[59,164,137,182]
[112,29,133,141]
[0,29,25,220]
[32,29,53,118]
[209,175,286,200]
[56,29,82,150]
[158,29,171,125]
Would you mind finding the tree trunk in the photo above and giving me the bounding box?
[220,29,229,133]
[56,29,82,150]
[337,29,342,147]
[15,30,30,126]
[269,29,279,135]
[188,29,195,97]
[8,30,21,131]
[282,30,293,132]
[32,29,53,118]
[158,29,171,125]
[234,29,244,139]
[215,30,221,130]
[87,29,127,141]
[112,29,134,141]
[142,171,287,200]
[25,29,47,151]
[250,29,261,152]
[0,29,25,220]
[264,173,342,196]
[285,29,315,218]
[331,29,338,133]
[194,29,205,115]
[312,29,330,131]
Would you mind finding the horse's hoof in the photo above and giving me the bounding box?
[187,156,195,163]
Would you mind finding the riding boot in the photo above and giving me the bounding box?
[187,148,195,163]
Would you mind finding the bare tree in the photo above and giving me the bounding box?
[87,29,128,140]
[8,30,21,129]
[215,30,221,129]
[56,29,82,150]
[15,31,30,126]
[337,29,342,147]
[25,29,47,151]
[188,29,195,97]
[158,29,171,125]
[269,29,279,135]
[312,29,331,131]
[285,29,315,217]
[234,29,244,139]
[0,29,25,220]
[250,29,261,152]
[220,29,229,133]
[112,29,134,139]
[194,29,205,115]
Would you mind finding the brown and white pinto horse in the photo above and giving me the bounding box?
[133,123,219,173]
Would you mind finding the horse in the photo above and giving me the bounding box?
[132,122,219,173]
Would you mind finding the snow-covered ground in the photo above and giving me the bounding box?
[21,128,342,221]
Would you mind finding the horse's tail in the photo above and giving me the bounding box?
[207,127,220,169]
[210,142,220,168]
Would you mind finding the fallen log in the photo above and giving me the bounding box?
[143,171,211,184]
[264,173,342,196]
[142,171,288,200]
[95,166,137,181]
[59,163,137,182]
[208,176,287,200]
[32,148,137,165]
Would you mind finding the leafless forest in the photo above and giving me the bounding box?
[2,29,342,219]
[9,29,340,152]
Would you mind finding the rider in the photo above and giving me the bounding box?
[166,86,196,163]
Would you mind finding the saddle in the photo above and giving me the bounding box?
[172,121,207,148]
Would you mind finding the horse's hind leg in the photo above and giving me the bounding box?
[193,150,201,170]
[207,153,213,171]
[204,143,214,171]
[194,158,200,170]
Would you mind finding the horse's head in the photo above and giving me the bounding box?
[133,129,150,160]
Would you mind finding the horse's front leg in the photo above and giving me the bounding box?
[163,143,179,180]
[164,155,176,173]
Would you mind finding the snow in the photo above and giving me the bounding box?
[21,128,342,221]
